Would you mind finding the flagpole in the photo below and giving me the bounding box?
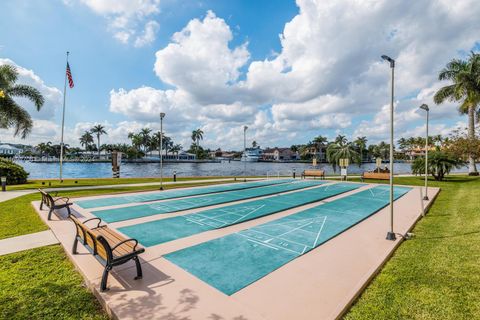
[59,51,69,181]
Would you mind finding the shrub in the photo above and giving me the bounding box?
[0,158,29,184]
[411,150,463,181]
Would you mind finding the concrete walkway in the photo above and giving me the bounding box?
[0,190,35,203]
[0,230,59,256]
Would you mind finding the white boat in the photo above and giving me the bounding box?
[241,147,262,162]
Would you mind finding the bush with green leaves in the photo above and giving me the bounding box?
[0,158,29,184]
[411,150,463,181]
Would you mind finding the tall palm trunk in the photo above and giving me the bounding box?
[97,135,100,157]
[468,105,478,175]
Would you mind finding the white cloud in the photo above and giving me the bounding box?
[75,0,161,46]
[134,20,159,47]
[154,11,250,104]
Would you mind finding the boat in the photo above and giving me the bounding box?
[241,147,262,162]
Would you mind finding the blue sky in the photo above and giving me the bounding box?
[0,0,478,149]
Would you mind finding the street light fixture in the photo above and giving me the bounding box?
[382,54,396,241]
[419,104,429,200]
[243,126,248,182]
[159,112,166,190]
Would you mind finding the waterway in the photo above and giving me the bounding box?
[16,160,470,179]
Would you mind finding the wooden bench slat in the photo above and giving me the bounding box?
[362,172,390,180]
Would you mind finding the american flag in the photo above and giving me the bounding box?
[66,62,74,88]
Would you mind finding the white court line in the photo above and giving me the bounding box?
[311,216,327,250]
[275,219,320,238]
[239,234,304,255]
[184,218,219,228]
[230,204,266,224]
[244,229,317,251]
[188,205,266,227]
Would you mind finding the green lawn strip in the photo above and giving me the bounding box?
[0,180,240,240]
[0,245,108,320]
[344,175,480,320]
[6,176,245,190]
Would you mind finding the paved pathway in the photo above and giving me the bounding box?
[0,230,59,256]
[0,190,35,203]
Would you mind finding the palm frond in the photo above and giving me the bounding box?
[0,96,33,138]
[7,84,45,110]
[433,84,457,104]
[0,64,18,88]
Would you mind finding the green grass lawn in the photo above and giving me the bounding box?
[344,175,480,319]
[0,245,107,320]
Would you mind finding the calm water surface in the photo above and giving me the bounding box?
[15,160,470,179]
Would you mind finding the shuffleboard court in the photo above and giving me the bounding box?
[75,179,292,209]
[164,185,411,295]
[119,183,363,247]
[92,180,327,223]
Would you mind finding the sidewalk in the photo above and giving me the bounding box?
[0,230,59,256]
[0,190,35,203]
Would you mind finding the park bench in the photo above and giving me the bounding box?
[301,169,325,179]
[361,172,390,181]
[38,189,73,220]
[69,215,145,292]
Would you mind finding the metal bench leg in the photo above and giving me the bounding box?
[100,266,112,292]
[72,238,78,254]
[66,206,71,215]
[40,201,43,210]
[47,208,54,220]
[133,256,143,280]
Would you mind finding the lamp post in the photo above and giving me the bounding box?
[159,112,165,190]
[243,126,248,182]
[420,104,429,200]
[382,54,396,241]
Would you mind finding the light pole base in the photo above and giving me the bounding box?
[423,196,429,201]
[159,186,164,191]
[386,232,396,241]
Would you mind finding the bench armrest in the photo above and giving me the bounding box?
[54,196,70,203]
[83,217,103,228]
[112,238,139,252]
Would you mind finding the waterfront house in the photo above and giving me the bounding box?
[0,144,22,157]
[150,150,196,161]
[262,147,299,161]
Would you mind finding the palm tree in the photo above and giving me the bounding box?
[79,131,94,154]
[128,132,143,156]
[354,136,368,164]
[170,144,182,160]
[397,137,408,151]
[326,141,360,172]
[139,128,152,153]
[434,52,480,175]
[0,64,45,138]
[252,140,258,148]
[334,135,347,145]
[191,128,204,155]
[312,135,328,161]
[90,124,107,157]
[36,141,52,159]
